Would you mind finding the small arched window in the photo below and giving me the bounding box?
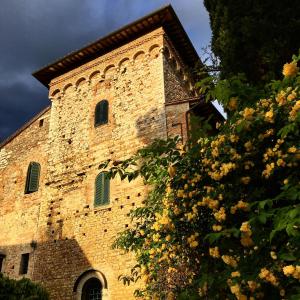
[25,162,41,194]
[94,173,110,207]
[82,278,102,300]
[95,100,108,127]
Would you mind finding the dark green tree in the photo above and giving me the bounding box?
[204,0,300,85]
[0,273,48,300]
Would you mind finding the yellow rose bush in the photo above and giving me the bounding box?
[101,56,300,299]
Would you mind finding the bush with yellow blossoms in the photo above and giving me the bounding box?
[101,54,300,299]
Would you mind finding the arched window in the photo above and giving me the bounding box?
[82,278,102,300]
[95,173,110,207]
[25,162,41,194]
[95,100,108,127]
[73,270,107,300]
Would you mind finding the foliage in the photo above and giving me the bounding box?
[203,0,300,85]
[0,273,49,300]
[102,56,300,299]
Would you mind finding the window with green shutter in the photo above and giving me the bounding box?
[94,172,110,207]
[25,162,41,194]
[95,100,109,127]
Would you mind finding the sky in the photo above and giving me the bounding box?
[0,0,213,141]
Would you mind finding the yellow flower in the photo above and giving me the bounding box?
[231,271,240,277]
[242,107,255,120]
[211,147,219,157]
[209,247,220,258]
[228,97,238,111]
[283,265,295,276]
[187,234,199,248]
[222,255,238,268]
[149,248,155,255]
[282,61,299,77]
[240,235,254,247]
[140,230,145,236]
[214,207,226,222]
[152,233,160,242]
[265,109,274,123]
[190,240,198,248]
[212,224,222,232]
[244,141,253,152]
[289,100,300,120]
[152,222,160,231]
[165,235,171,242]
[276,90,287,106]
[247,281,258,292]
[287,90,297,101]
[177,189,185,198]
[230,134,239,143]
[270,251,277,260]
[276,158,285,167]
[216,122,221,129]
[288,146,297,153]
[259,268,278,286]
[241,177,251,184]
[240,222,251,234]
[230,284,240,295]
[262,163,275,178]
[168,165,176,178]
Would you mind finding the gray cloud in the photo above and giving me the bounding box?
[0,0,211,141]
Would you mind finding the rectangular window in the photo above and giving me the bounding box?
[19,253,29,275]
[0,255,5,272]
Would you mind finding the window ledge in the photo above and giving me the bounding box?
[93,204,112,212]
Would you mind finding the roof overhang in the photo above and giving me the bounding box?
[33,5,201,88]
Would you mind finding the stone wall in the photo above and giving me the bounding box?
[0,27,195,300]
[34,28,167,299]
[0,108,50,279]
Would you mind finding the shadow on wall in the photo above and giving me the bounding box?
[135,107,167,145]
[0,239,108,300]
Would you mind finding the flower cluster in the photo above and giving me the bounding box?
[110,58,300,299]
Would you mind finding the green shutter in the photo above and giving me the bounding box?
[25,162,40,193]
[95,100,108,126]
[95,173,110,206]
[29,163,40,192]
[103,174,110,205]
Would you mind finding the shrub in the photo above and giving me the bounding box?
[102,55,300,299]
[0,273,49,300]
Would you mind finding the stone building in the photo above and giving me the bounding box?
[0,5,221,300]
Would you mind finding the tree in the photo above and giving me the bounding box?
[103,57,300,299]
[204,0,300,85]
[0,273,49,300]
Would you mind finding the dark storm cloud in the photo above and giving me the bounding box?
[0,80,48,140]
[0,0,212,142]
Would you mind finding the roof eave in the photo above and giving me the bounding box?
[32,5,200,88]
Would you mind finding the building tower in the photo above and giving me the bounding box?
[0,5,221,299]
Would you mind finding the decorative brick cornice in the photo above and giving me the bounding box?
[49,30,164,89]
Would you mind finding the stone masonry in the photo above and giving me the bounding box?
[0,7,201,299]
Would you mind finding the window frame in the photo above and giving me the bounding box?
[19,253,30,275]
[24,162,41,194]
[0,254,5,273]
[94,172,110,207]
[94,100,109,127]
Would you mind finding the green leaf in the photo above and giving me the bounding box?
[286,224,298,237]
[205,232,223,244]
[279,252,296,261]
